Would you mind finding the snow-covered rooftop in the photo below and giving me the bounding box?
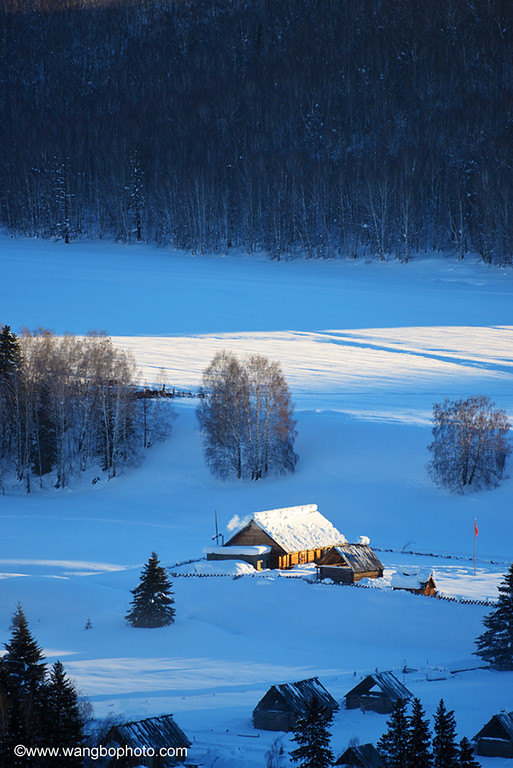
[232,504,347,554]
[256,676,338,716]
[112,714,190,751]
[390,567,436,590]
[204,545,271,555]
[333,544,383,574]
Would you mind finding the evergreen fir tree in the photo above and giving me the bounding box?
[126,552,175,628]
[0,657,11,768]
[475,562,513,670]
[377,699,409,768]
[433,700,458,768]
[408,698,433,768]
[290,696,334,768]
[458,738,480,768]
[3,604,47,693]
[0,326,22,381]
[41,661,85,767]
[1,605,47,767]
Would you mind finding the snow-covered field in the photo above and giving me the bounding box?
[1,236,513,766]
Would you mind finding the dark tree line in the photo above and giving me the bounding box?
[378,698,479,768]
[1,0,513,263]
[0,605,86,768]
[0,326,170,492]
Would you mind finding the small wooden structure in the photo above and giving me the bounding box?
[390,567,437,596]
[345,671,412,714]
[253,676,338,731]
[317,544,384,584]
[473,711,513,757]
[204,545,271,570]
[335,744,384,768]
[105,714,191,767]
[224,505,346,570]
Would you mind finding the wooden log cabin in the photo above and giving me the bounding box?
[223,504,347,570]
[317,543,384,583]
[253,676,339,731]
[473,711,513,757]
[335,744,384,768]
[390,567,437,596]
[204,544,271,570]
[105,714,191,767]
[345,671,412,714]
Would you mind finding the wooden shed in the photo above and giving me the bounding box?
[253,676,339,731]
[390,567,437,596]
[317,544,384,583]
[224,504,346,570]
[345,671,412,714]
[105,714,191,767]
[335,744,384,768]
[204,544,271,570]
[473,711,513,757]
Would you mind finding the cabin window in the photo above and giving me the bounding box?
[299,551,306,564]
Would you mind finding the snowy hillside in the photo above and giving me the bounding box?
[1,236,513,765]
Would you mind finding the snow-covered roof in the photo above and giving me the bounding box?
[110,715,190,751]
[346,671,412,702]
[474,711,513,741]
[335,743,384,768]
[204,545,271,556]
[255,676,338,716]
[195,560,255,575]
[334,544,383,574]
[390,567,436,590]
[228,504,346,554]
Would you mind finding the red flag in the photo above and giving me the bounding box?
[474,519,478,537]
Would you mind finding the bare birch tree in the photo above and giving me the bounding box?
[0,327,168,492]
[197,351,297,480]
[428,395,511,492]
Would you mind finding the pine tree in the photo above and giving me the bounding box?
[458,738,479,768]
[3,604,47,692]
[433,700,458,768]
[377,699,409,768]
[475,562,513,670]
[408,698,432,768]
[126,552,175,628]
[0,605,47,767]
[0,326,22,381]
[41,662,85,767]
[290,696,334,768]
[0,657,11,768]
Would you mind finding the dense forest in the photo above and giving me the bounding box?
[1,0,512,263]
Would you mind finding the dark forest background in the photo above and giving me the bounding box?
[1,0,512,263]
